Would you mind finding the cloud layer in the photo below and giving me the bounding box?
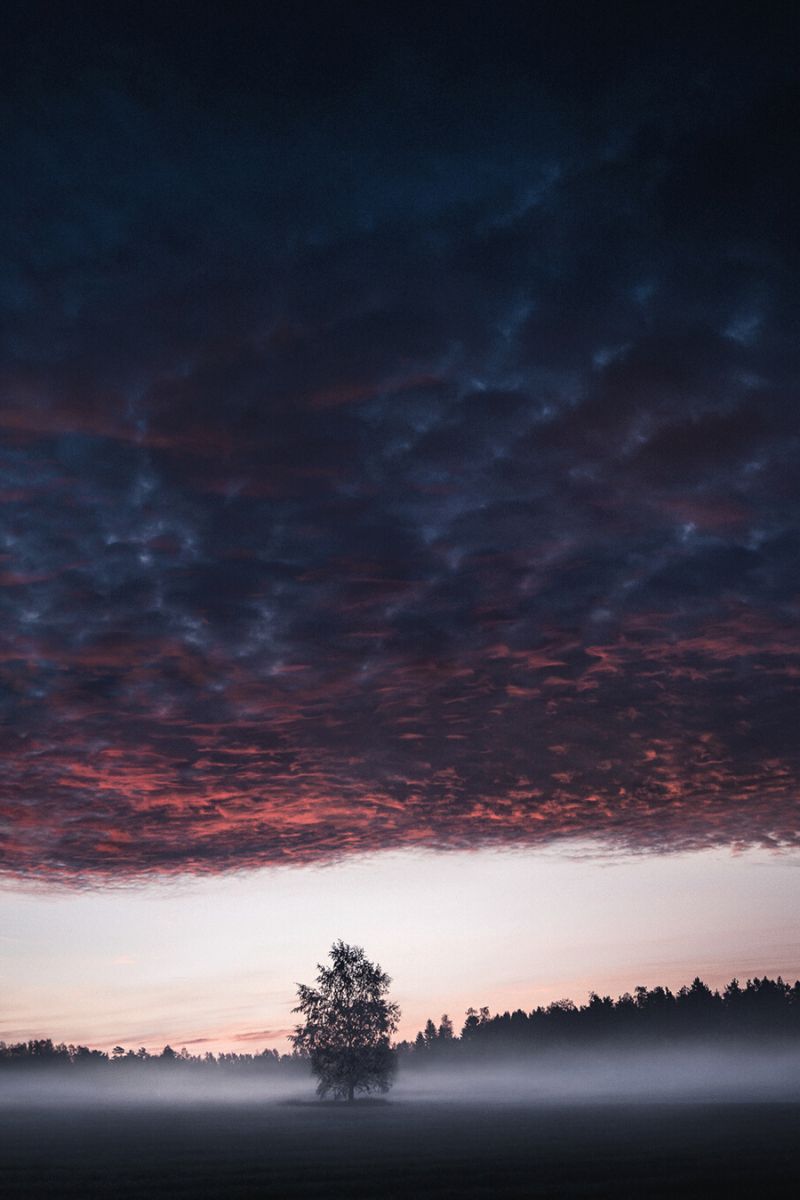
[2,9,799,880]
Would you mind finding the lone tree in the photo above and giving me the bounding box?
[291,940,400,1101]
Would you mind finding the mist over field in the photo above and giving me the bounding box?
[3,1042,800,1109]
[394,1044,800,1106]
[4,1052,800,1200]
[0,1063,309,1108]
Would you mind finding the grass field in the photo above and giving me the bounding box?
[2,1097,799,1198]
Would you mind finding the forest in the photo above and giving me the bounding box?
[398,975,800,1062]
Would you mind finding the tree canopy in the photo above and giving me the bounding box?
[291,940,400,1101]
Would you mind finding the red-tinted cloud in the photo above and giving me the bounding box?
[2,11,799,882]
[1,602,798,883]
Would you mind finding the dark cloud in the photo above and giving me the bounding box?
[1,6,799,882]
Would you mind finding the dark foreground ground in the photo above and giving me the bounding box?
[2,1100,799,1198]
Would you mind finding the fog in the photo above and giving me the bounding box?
[392,1044,800,1105]
[5,1052,799,1199]
[0,1064,312,1109]
[3,1043,800,1110]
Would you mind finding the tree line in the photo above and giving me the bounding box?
[398,976,800,1061]
[4,973,800,1079]
[0,1040,306,1074]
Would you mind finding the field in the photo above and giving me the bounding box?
[2,1097,799,1198]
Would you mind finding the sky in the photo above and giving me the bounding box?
[1,4,799,1049]
[4,846,800,1052]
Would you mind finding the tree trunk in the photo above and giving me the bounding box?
[347,1082,354,1103]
